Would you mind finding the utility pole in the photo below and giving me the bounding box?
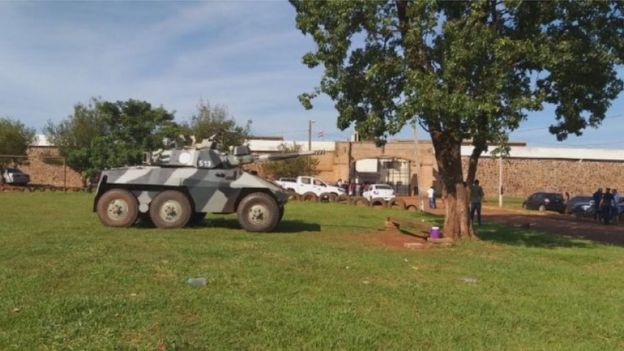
[308,120,315,151]
[413,123,424,209]
[498,154,503,208]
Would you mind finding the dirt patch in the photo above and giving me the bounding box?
[335,229,430,251]
[483,212,624,246]
[375,231,429,249]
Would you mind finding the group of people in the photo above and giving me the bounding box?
[592,188,621,224]
[336,179,370,197]
[426,180,485,226]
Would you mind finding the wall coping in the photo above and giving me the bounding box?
[462,145,624,162]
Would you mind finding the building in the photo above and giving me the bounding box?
[14,135,83,188]
[249,137,624,197]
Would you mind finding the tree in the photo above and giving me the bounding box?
[184,101,251,150]
[291,0,624,239]
[46,98,181,182]
[45,99,108,179]
[261,143,319,179]
[0,117,35,167]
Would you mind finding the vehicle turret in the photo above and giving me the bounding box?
[143,138,324,169]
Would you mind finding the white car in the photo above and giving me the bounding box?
[275,176,345,198]
[363,184,396,201]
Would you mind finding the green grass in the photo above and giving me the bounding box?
[1,193,623,350]
[484,195,526,210]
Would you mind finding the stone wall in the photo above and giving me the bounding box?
[315,140,624,198]
[463,157,624,197]
[20,147,83,188]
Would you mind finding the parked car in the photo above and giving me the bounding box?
[572,197,624,223]
[565,196,593,214]
[275,176,346,198]
[522,192,566,213]
[2,167,30,185]
[363,184,396,201]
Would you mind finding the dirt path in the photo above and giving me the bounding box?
[426,205,624,246]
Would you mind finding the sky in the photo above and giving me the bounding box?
[0,1,623,149]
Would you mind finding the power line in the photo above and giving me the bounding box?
[531,139,624,147]
[513,113,624,133]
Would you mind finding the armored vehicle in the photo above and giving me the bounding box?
[93,138,319,232]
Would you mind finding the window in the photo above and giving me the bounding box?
[375,184,392,190]
[313,179,326,186]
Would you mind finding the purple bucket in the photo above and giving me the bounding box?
[430,226,441,239]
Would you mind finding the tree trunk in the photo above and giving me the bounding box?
[430,131,474,240]
[465,144,485,186]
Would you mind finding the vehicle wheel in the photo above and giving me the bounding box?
[287,192,301,201]
[302,192,318,202]
[319,192,331,202]
[370,198,386,208]
[188,212,206,226]
[149,190,192,229]
[388,199,406,210]
[336,194,349,204]
[538,204,546,212]
[96,189,139,227]
[237,192,280,232]
[352,197,370,207]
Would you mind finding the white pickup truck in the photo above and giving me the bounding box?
[275,176,346,198]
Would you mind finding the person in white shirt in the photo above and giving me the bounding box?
[427,185,436,209]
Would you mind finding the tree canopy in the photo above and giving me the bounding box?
[291,0,624,238]
[261,143,319,179]
[0,117,35,166]
[184,101,251,151]
[45,98,252,182]
[45,98,180,181]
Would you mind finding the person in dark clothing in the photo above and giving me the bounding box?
[592,188,603,221]
[602,188,614,224]
[469,180,485,226]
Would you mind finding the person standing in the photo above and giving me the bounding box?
[602,188,614,224]
[592,188,603,222]
[427,185,436,209]
[470,180,485,226]
[613,189,621,204]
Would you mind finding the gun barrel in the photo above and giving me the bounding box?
[254,150,324,162]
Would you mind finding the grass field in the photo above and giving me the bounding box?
[484,195,526,210]
[1,193,623,350]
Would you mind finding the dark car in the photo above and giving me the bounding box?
[2,168,30,185]
[564,196,593,214]
[522,192,566,213]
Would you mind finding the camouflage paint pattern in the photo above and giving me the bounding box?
[95,166,287,214]
[93,143,315,216]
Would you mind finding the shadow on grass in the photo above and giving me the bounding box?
[482,213,624,247]
[202,218,321,233]
[476,224,593,249]
[423,211,597,248]
[134,217,320,233]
